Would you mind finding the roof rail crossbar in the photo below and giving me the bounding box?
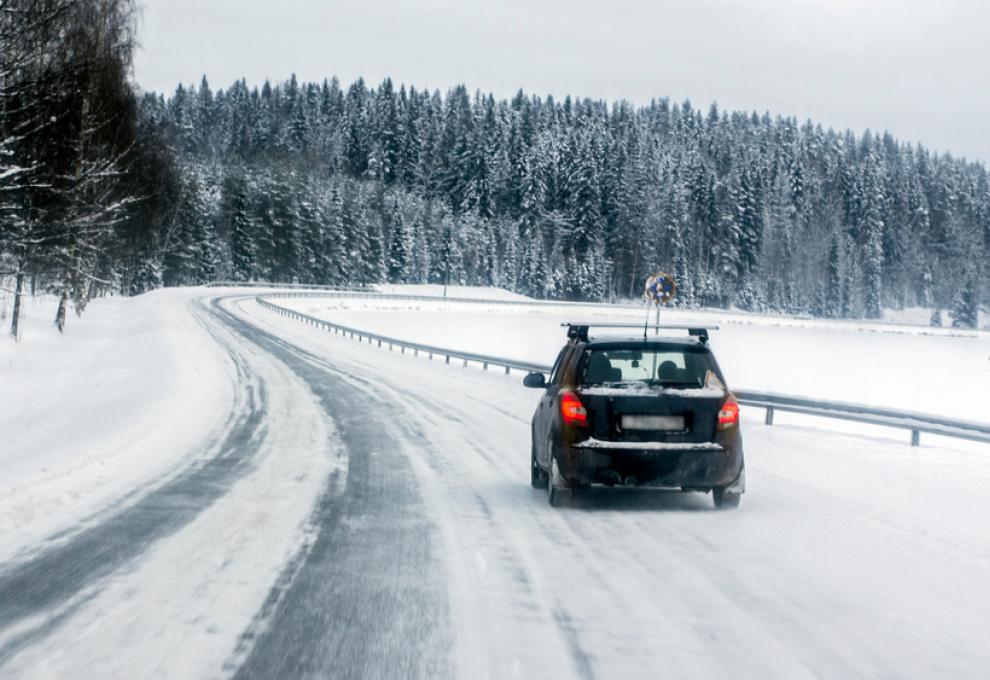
[562,322,719,343]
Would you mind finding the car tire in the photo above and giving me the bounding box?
[712,486,741,510]
[531,440,548,489]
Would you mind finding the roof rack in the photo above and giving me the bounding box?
[562,322,719,344]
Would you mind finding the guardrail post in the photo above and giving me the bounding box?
[911,430,920,447]
[378,340,382,347]
[765,407,775,426]
[483,362,489,371]
[505,366,510,375]
[414,349,419,357]
[463,359,468,368]
[445,355,450,364]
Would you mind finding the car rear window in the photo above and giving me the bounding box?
[580,345,718,387]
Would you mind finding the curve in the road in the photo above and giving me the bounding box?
[0,299,268,663]
[208,298,454,680]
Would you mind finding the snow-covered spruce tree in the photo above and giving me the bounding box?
[841,234,859,318]
[715,178,743,308]
[386,201,412,283]
[825,233,842,318]
[163,165,220,286]
[326,181,350,284]
[736,165,764,293]
[764,170,797,312]
[566,127,603,258]
[951,276,979,329]
[227,175,257,281]
[268,171,303,282]
[477,218,499,287]
[430,213,466,288]
[296,191,321,284]
[858,151,887,319]
[458,97,496,220]
[516,225,547,298]
[580,245,610,302]
[374,78,401,186]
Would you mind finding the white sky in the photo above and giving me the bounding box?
[134,0,990,164]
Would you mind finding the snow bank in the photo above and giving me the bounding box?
[0,289,232,561]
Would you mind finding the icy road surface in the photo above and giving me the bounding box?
[1,291,989,679]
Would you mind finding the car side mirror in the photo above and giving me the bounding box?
[523,372,547,388]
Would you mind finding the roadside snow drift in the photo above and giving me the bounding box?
[0,289,234,562]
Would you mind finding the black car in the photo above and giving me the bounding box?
[524,323,745,509]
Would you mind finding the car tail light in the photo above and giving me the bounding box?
[561,391,588,426]
[718,395,739,431]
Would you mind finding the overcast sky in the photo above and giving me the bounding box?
[134,0,990,164]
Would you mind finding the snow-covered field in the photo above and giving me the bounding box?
[286,294,990,424]
[0,290,234,562]
[2,286,990,679]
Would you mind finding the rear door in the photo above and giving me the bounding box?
[576,344,725,445]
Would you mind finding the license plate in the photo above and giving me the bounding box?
[621,415,685,431]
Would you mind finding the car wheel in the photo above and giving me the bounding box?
[531,439,548,489]
[712,486,741,510]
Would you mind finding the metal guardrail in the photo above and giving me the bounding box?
[255,292,990,448]
[206,281,372,292]
[734,391,990,446]
[253,288,631,309]
[256,294,550,375]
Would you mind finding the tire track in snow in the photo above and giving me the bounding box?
[0,299,269,663]
[233,299,603,679]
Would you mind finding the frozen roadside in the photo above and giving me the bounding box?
[0,288,233,562]
[0,293,339,680]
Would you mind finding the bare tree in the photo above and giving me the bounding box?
[0,0,139,337]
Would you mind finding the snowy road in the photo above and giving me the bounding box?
[2,291,989,679]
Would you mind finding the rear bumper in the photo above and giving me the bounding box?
[562,437,744,490]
